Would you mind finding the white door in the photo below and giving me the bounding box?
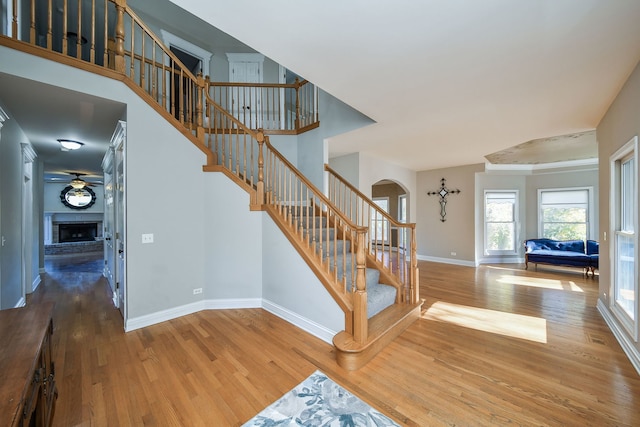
[102,147,116,306]
[228,54,264,129]
[111,122,126,320]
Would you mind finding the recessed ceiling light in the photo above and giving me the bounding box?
[57,139,84,151]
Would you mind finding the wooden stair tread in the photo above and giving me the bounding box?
[333,301,423,370]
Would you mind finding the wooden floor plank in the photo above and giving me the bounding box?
[27,253,640,426]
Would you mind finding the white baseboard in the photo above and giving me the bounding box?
[478,257,525,265]
[125,300,205,331]
[125,298,262,332]
[14,296,26,308]
[417,254,477,267]
[31,275,42,293]
[262,299,337,345]
[597,299,640,376]
[124,297,336,346]
[205,298,262,310]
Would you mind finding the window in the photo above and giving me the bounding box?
[398,195,407,223]
[371,197,389,244]
[484,191,517,254]
[398,194,407,248]
[538,188,592,241]
[611,137,638,338]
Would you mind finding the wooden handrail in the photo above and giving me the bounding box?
[324,164,415,230]
[264,143,366,233]
[209,81,307,89]
[123,7,198,83]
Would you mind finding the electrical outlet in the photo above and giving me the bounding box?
[142,233,154,244]
[193,288,203,295]
[451,251,457,256]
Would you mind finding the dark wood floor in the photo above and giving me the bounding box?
[28,253,640,426]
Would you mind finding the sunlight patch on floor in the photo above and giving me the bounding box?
[496,275,584,292]
[422,301,548,343]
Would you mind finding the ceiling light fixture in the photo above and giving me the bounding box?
[70,178,87,189]
[58,139,84,151]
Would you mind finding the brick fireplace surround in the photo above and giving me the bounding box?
[44,213,104,255]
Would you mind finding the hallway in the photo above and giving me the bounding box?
[26,255,640,426]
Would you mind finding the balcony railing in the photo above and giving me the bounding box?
[208,79,318,134]
[1,0,318,135]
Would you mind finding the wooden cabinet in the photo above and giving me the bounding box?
[0,303,57,427]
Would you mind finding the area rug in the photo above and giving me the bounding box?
[242,370,400,426]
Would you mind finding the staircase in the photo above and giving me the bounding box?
[1,0,422,370]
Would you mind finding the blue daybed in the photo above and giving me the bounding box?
[524,238,599,276]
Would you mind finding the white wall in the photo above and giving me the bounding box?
[358,152,417,223]
[298,90,375,190]
[328,153,359,186]
[597,58,640,372]
[0,99,29,308]
[261,214,343,341]
[203,173,262,300]
[417,164,484,265]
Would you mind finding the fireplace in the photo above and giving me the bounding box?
[58,223,98,243]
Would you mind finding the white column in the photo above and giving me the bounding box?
[44,213,53,245]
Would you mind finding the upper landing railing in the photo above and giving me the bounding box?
[0,0,318,136]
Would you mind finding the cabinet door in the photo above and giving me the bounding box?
[21,367,42,427]
[41,321,56,426]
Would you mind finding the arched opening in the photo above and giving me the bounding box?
[371,179,410,250]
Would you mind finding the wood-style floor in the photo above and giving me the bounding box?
[28,253,640,426]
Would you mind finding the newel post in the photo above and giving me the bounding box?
[294,78,301,131]
[196,72,204,142]
[114,0,126,74]
[255,131,266,207]
[410,224,419,304]
[353,229,368,344]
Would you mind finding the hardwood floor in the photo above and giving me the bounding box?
[28,253,640,426]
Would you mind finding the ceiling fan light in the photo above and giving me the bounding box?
[58,139,84,150]
[70,178,86,189]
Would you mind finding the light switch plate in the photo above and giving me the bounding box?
[142,233,154,244]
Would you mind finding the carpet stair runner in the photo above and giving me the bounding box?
[293,207,397,319]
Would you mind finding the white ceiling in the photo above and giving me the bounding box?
[169,0,640,171]
[2,1,639,182]
[0,72,125,183]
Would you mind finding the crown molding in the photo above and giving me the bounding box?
[484,158,598,173]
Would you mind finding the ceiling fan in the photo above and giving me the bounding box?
[68,172,101,189]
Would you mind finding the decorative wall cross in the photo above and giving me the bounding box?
[427,178,460,222]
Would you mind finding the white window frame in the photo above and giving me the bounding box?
[371,197,389,245]
[397,194,408,249]
[537,187,594,241]
[398,194,407,223]
[484,190,519,255]
[610,136,638,340]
